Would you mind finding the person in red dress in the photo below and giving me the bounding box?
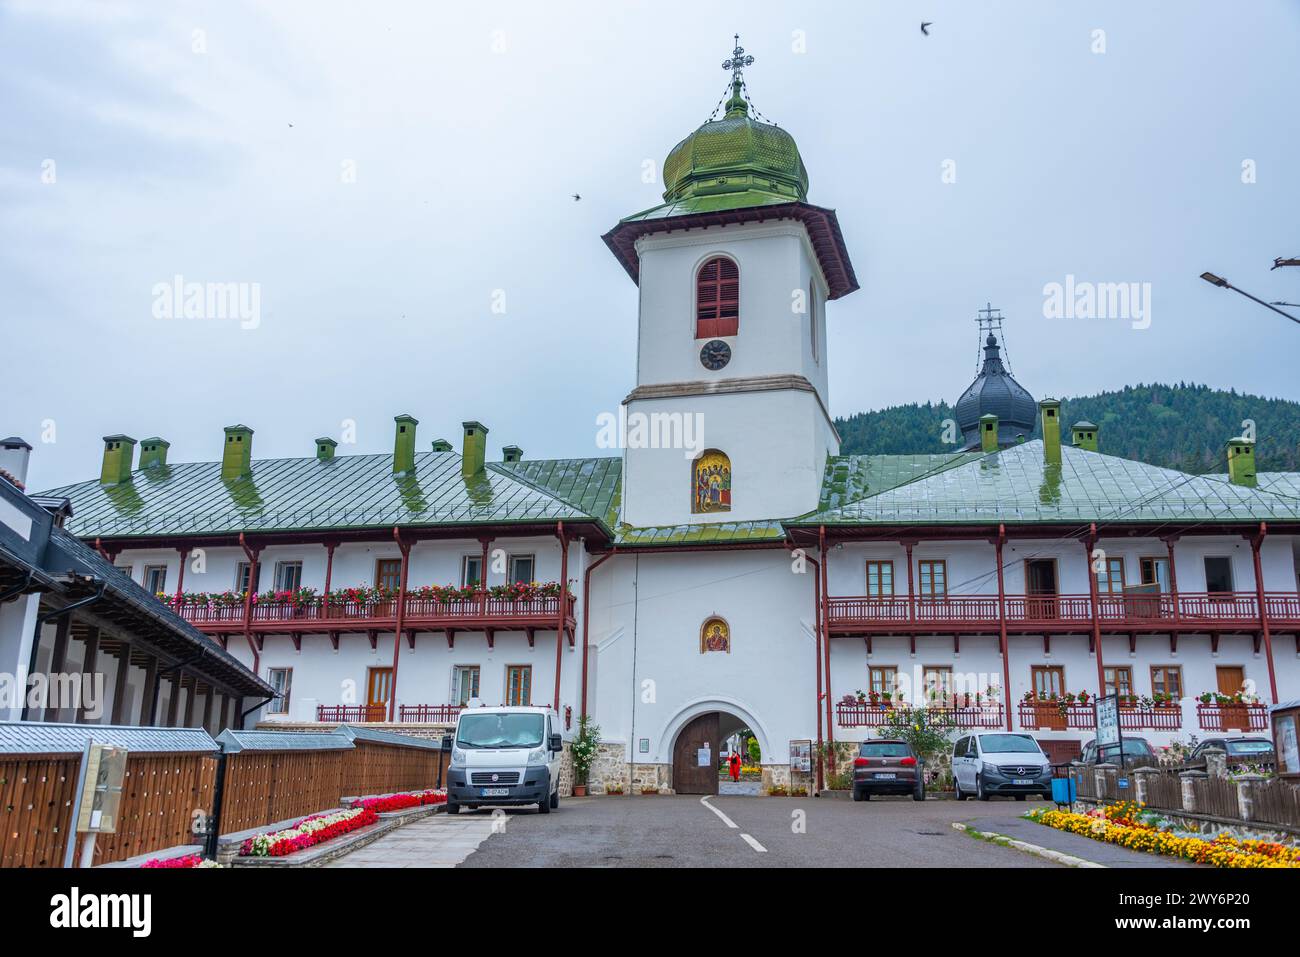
[728,751,742,782]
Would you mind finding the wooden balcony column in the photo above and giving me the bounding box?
[1163,537,1180,622]
[1084,524,1106,699]
[110,638,132,724]
[478,536,493,616]
[173,546,190,610]
[323,541,337,605]
[75,625,100,724]
[820,525,833,757]
[387,527,412,721]
[238,533,261,675]
[552,522,568,711]
[1250,522,1279,703]
[35,616,71,722]
[994,524,1012,731]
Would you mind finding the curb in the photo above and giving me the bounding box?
[951,822,1106,868]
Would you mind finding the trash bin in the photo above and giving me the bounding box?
[1050,776,1077,806]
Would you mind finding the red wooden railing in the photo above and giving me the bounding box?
[316,704,387,722]
[177,592,575,629]
[397,704,463,723]
[835,701,1003,729]
[1119,706,1183,731]
[1017,702,1097,730]
[827,590,1291,631]
[1195,703,1268,732]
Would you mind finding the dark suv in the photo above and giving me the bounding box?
[852,740,925,801]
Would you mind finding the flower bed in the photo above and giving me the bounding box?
[1027,801,1300,868]
[239,807,378,857]
[141,854,220,868]
[350,789,447,813]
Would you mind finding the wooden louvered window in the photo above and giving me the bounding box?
[695,256,739,338]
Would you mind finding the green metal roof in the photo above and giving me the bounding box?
[794,442,1300,526]
[614,519,787,547]
[41,452,622,539]
[815,452,983,512]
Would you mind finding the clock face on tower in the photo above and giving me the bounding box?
[699,339,731,371]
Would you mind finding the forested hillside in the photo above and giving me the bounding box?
[835,384,1300,473]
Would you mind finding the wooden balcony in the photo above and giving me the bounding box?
[1195,702,1269,733]
[176,592,576,640]
[835,701,1004,729]
[826,591,1298,637]
[315,703,463,723]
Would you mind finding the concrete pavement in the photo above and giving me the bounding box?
[324,813,498,868]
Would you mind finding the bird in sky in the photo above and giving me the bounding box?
[572,193,581,201]
[921,22,933,36]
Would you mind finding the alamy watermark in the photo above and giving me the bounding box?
[1043,274,1151,329]
[595,409,705,460]
[151,275,261,329]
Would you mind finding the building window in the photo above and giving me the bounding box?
[691,449,732,514]
[865,561,894,597]
[1204,556,1234,594]
[869,666,897,698]
[462,555,484,588]
[917,560,947,598]
[1139,557,1169,591]
[695,256,739,339]
[267,668,292,714]
[376,559,402,590]
[809,280,818,364]
[143,565,168,596]
[923,666,954,702]
[1031,665,1065,699]
[1103,666,1133,698]
[274,561,303,592]
[235,561,260,593]
[452,666,480,705]
[1151,665,1183,699]
[506,665,532,706]
[508,554,535,585]
[1096,557,1126,594]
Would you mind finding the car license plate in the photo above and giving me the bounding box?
[1013,779,1033,786]
[874,772,897,780]
[481,787,509,797]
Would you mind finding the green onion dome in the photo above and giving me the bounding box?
[661,83,808,205]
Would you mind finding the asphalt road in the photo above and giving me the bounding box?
[457,793,1068,868]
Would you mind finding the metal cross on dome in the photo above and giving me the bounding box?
[721,34,754,80]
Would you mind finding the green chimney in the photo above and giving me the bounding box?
[431,438,453,452]
[393,414,419,475]
[462,421,488,477]
[502,445,523,463]
[1071,421,1098,452]
[221,425,254,481]
[99,434,136,485]
[315,437,337,461]
[1227,436,1257,487]
[139,437,170,470]
[979,414,999,453]
[1039,399,1062,466]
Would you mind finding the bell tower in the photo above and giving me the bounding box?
[602,39,859,528]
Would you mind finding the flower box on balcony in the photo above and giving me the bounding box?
[1196,701,1264,732]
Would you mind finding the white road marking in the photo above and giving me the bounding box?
[699,795,738,828]
[740,833,767,853]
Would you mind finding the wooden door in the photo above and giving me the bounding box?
[367,667,393,721]
[1026,560,1059,619]
[1215,666,1249,730]
[1216,666,1244,696]
[672,712,720,795]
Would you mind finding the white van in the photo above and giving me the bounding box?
[444,705,565,815]
[951,731,1053,801]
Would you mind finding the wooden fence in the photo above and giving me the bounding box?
[0,728,446,866]
[1073,763,1300,830]
[0,750,216,868]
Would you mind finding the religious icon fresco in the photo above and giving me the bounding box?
[692,449,731,513]
[700,616,730,653]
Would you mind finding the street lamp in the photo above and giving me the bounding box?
[1199,271,1300,325]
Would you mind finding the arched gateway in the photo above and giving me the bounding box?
[668,706,769,795]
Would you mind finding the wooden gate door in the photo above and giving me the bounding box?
[367,667,393,721]
[672,712,720,795]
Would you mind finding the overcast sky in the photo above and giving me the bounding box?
[4,0,1298,490]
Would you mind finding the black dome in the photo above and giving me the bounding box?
[955,334,1037,449]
